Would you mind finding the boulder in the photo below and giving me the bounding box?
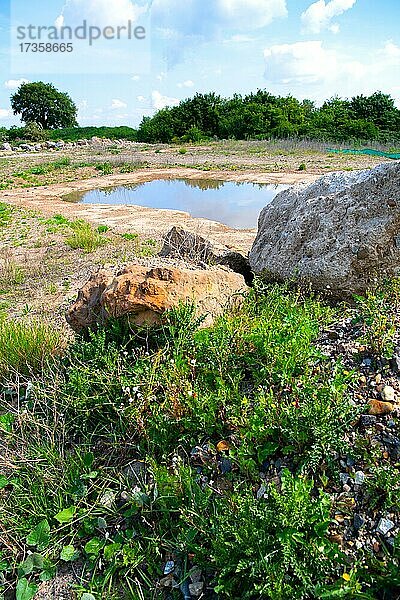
[249,162,400,297]
[160,227,253,283]
[0,143,12,151]
[66,264,247,332]
[46,141,57,149]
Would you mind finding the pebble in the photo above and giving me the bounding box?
[164,561,175,575]
[354,471,365,485]
[257,485,267,499]
[219,458,232,474]
[376,518,395,535]
[360,415,377,427]
[190,568,202,584]
[189,582,204,597]
[340,473,350,485]
[382,386,396,403]
[368,400,394,415]
[354,514,365,530]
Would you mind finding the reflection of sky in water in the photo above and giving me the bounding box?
[65,179,289,229]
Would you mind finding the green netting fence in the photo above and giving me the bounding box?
[327,148,400,160]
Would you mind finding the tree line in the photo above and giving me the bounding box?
[137,90,400,144]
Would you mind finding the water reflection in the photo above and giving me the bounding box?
[63,178,288,229]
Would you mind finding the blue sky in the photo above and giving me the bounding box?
[0,0,399,127]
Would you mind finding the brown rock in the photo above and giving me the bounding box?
[368,399,394,416]
[66,264,247,332]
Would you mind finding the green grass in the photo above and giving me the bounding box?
[0,203,12,227]
[0,282,399,598]
[0,318,63,379]
[66,220,109,252]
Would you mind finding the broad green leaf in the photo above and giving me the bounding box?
[54,506,76,524]
[60,545,78,562]
[103,543,121,561]
[20,552,44,575]
[26,520,50,551]
[84,538,103,557]
[16,577,38,600]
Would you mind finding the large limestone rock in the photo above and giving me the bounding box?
[66,264,247,332]
[250,162,400,297]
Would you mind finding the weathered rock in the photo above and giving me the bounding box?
[0,142,12,151]
[66,264,247,332]
[160,226,252,283]
[250,162,400,297]
[46,141,57,149]
[368,399,394,415]
[381,385,396,403]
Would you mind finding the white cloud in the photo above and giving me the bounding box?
[264,41,338,84]
[301,0,356,34]
[263,39,400,104]
[151,90,179,110]
[0,109,10,119]
[4,79,30,90]
[381,40,400,60]
[218,0,287,29]
[132,75,141,81]
[56,0,146,28]
[177,80,194,88]
[111,98,128,109]
[137,95,146,102]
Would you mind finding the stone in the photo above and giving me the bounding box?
[66,264,247,332]
[249,162,400,297]
[354,514,365,530]
[160,227,252,283]
[188,582,204,597]
[0,142,12,151]
[368,400,394,416]
[376,518,395,535]
[354,471,365,485]
[46,141,57,149]
[382,385,396,403]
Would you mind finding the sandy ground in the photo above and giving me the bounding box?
[1,168,319,252]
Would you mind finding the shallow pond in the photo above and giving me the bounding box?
[63,178,288,229]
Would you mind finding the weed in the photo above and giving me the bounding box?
[66,220,108,252]
[95,162,113,175]
[0,318,63,379]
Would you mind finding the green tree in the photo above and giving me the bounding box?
[11,82,78,130]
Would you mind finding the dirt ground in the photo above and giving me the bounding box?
[0,140,393,323]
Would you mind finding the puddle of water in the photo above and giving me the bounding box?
[63,178,288,229]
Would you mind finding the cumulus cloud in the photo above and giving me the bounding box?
[111,99,128,109]
[263,39,400,103]
[151,90,179,110]
[177,80,194,88]
[301,0,356,34]
[0,109,10,119]
[4,79,30,90]
[381,40,400,60]
[264,41,337,84]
